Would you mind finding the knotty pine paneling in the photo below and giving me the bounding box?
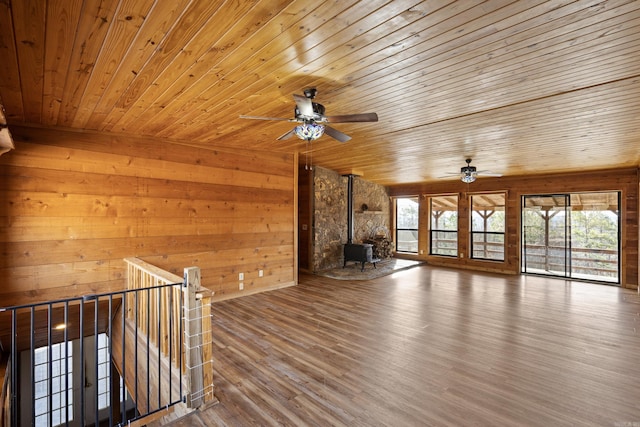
[389,168,639,290]
[3,0,640,186]
[0,126,296,307]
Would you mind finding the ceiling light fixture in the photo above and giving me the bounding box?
[294,122,324,141]
[460,159,477,183]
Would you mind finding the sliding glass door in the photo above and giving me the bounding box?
[521,192,620,284]
[522,195,570,277]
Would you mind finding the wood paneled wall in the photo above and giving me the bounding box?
[0,126,297,307]
[389,168,639,290]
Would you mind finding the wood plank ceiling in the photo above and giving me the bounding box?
[0,0,639,185]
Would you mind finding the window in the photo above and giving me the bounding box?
[395,197,419,253]
[471,193,506,261]
[33,342,73,427]
[97,333,112,410]
[94,333,127,414]
[430,195,457,256]
[24,334,129,427]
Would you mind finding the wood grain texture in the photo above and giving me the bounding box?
[164,267,640,426]
[0,126,296,307]
[0,0,639,185]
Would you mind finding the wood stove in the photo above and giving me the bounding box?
[344,243,378,271]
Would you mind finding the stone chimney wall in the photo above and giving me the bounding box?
[313,167,347,271]
[312,167,390,272]
[353,176,391,242]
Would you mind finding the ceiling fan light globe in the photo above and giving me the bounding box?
[294,123,324,141]
[461,173,477,183]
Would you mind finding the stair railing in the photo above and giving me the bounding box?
[0,258,215,427]
[123,258,216,412]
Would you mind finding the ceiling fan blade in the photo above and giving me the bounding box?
[293,94,314,117]
[324,126,351,143]
[437,171,502,179]
[277,128,296,140]
[325,113,378,123]
[239,115,290,121]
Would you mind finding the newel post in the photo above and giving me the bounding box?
[183,267,216,408]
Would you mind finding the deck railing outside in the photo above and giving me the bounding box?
[425,238,618,282]
[523,244,618,282]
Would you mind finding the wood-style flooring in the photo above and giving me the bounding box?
[167,265,640,426]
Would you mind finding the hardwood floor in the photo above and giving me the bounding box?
[168,265,640,426]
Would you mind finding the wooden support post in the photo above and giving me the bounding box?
[183,267,216,408]
[199,289,217,407]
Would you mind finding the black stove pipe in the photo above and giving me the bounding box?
[345,174,355,244]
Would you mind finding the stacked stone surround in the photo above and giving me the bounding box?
[312,166,390,272]
[353,176,391,242]
[313,167,347,271]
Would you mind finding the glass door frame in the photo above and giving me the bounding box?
[521,194,571,277]
[521,192,621,284]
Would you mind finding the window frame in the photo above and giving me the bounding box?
[429,195,458,257]
[394,196,419,254]
[27,341,74,427]
[470,192,506,261]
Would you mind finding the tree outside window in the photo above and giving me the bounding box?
[395,197,419,253]
[471,193,506,261]
[430,195,457,256]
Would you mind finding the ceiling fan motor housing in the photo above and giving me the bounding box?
[461,158,476,174]
[303,87,318,99]
[461,165,477,173]
[295,102,325,119]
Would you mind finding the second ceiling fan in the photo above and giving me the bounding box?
[440,158,502,183]
[240,88,378,142]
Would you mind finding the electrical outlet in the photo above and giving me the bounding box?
[419,250,423,255]
[259,269,264,277]
[239,272,244,280]
[460,252,464,258]
[239,282,244,291]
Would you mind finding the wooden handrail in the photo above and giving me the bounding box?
[124,257,183,284]
[124,258,184,370]
[123,258,217,411]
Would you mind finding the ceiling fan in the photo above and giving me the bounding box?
[440,158,502,183]
[239,88,378,143]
